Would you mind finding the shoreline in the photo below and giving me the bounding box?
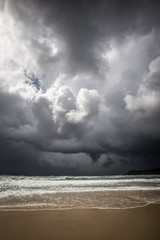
[0,189,160,211]
[0,201,155,211]
[0,201,158,210]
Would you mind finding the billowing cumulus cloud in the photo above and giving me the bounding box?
[0,0,160,175]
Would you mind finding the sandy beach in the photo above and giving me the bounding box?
[0,204,159,240]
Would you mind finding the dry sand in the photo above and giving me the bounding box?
[0,204,160,240]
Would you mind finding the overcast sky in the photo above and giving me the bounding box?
[0,0,160,175]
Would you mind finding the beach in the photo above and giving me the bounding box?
[0,175,160,239]
[0,204,160,240]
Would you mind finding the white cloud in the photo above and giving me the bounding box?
[124,92,160,112]
[52,85,76,123]
[66,88,107,123]
[124,55,160,113]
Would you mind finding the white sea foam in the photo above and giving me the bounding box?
[0,175,160,209]
[0,175,160,197]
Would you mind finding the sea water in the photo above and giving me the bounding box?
[0,175,160,210]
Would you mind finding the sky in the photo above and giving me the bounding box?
[0,0,160,175]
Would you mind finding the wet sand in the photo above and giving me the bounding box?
[0,204,160,240]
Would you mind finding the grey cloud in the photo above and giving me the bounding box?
[0,91,34,131]
[145,56,160,91]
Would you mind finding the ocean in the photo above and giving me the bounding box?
[0,175,160,210]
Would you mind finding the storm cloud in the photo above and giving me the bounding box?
[0,0,160,175]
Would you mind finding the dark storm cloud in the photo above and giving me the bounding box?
[103,156,114,168]
[10,0,160,75]
[0,0,160,175]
